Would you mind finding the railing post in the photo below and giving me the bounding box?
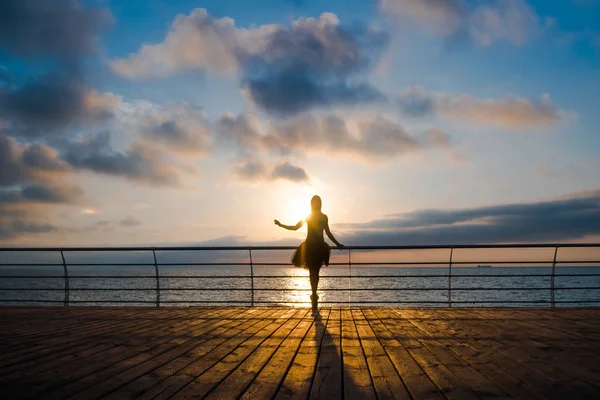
[348,249,352,306]
[448,248,453,308]
[153,250,160,308]
[60,250,69,307]
[249,249,254,307]
[550,246,558,308]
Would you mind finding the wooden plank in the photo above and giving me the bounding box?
[309,307,343,399]
[366,309,445,400]
[395,309,549,400]
[94,308,277,400]
[205,309,309,400]
[133,308,285,400]
[372,309,480,400]
[0,308,230,399]
[0,309,147,365]
[341,308,376,400]
[354,308,411,400]
[427,309,600,400]
[394,309,521,400]
[34,308,253,400]
[0,310,173,377]
[274,309,331,400]
[238,310,315,400]
[170,308,297,399]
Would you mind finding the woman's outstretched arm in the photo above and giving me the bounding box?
[324,217,344,247]
[274,219,304,231]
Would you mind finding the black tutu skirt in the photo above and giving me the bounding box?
[291,240,330,270]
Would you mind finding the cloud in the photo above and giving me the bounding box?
[397,87,568,129]
[109,8,241,78]
[0,184,82,204]
[0,0,112,63]
[0,135,73,192]
[111,10,388,115]
[271,162,310,182]
[136,103,211,153]
[338,190,600,245]
[120,216,141,227]
[0,134,81,240]
[217,112,451,160]
[242,76,386,116]
[469,0,542,46]
[379,0,464,36]
[234,160,310,183]
[381,0,542,46]
[0,218,57,240]
[0,77,119,137]
[0,1,115,142]
[63,132,182,187]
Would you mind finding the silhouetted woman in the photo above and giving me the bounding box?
[274,195,344,309]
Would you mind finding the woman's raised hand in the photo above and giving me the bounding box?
[274,219,281,226]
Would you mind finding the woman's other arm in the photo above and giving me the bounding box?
[324,216,344,247]
[274,219,304,231]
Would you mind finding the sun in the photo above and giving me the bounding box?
[286,197,310,223]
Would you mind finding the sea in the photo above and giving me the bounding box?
[1,266,599,307]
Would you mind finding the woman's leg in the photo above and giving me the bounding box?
[308,266,320,307]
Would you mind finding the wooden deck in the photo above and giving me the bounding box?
[1,307,599,400]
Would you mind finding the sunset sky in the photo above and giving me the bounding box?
[1,0,599,247]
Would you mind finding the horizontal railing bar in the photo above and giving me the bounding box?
[1,243,599,252]
[2,274,600,280]
[0,300,66,303]
[2,299,599,304]
[3,300,598,304]
[2,261,600,268]
[3,286,600,292]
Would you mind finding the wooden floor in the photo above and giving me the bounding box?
[1,308,600,400]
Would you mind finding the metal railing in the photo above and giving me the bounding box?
[1,243,600,307]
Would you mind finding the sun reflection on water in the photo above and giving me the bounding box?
[282,267,312,306]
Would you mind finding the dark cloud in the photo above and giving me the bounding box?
[0,77,118,138]
[243,73,386,116]
[0,184,81,204]
[234,160,309,183]
[271,162,310,182]
[0,218,57,240]
[120,216,141,227]
[0,0,112,63]
[63,132,182,187]
[0,1,115,139]
[0,134,81,240]
[217,112,451,160]
[234,160,267,181]
[339,191,600,245]
[238,15,389,114]
[0,134,74,194]
[138,104,210,153]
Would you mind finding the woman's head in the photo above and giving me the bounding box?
[310,195,322,211]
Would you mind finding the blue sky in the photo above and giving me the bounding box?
[0,0,599,246]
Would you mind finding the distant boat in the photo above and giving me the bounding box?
[477,265,492,268]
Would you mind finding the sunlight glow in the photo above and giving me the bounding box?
[285,196,310,223]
